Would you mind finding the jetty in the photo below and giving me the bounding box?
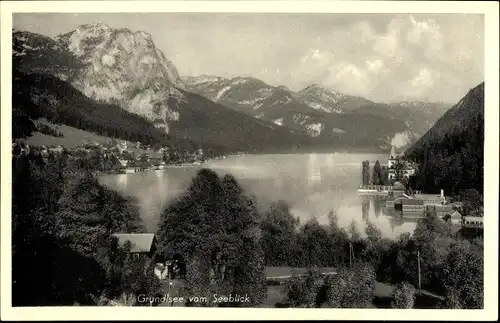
[357,185,392,195]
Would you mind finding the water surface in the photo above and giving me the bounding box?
[99,153,417,238]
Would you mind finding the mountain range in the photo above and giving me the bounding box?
[182,75,452,149]
[13,24,453,153]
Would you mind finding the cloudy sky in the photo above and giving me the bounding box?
[14,13,484,103]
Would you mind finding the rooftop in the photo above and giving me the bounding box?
[401,199,424,205]
[414,194,444,201]
[111,233,156,253]
[393,182,405,190]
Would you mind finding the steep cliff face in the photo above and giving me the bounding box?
[55,23,185,123]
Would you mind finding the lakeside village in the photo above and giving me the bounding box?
[11,138,229,174]
[358,146,483,232]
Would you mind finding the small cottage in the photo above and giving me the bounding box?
[111,233,157,259]
[448,210,463,225]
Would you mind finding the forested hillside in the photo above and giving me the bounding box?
[13,71,163,142]
[11,152,162,305]
[12,71,227,153]
[406,82,484,196]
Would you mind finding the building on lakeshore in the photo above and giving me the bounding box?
[386,183,450,217]
[388,146,398,169]
[401,198,425,214]
[118,159,129,167]
[388,181,406,198]
[124,167,138,174]
[387,145,417,180]
[388,167,416,180]
[414,189,447,206]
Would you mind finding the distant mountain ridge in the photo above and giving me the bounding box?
[183,74,452,149]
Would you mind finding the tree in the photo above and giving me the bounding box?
[101,188,145,233]
[297,218,335,267]
[372,160,381,185]
[283,267,323,308]
[55,171,109,256]
[326,211,349,267]
[365,221,382,242]
[157,169,266,307]
[361,160,370,185]
[409,211,454,291]
[12,154,110,306]
[441,240,483,309]
[348,220,362,242]
[12,149,152,306]
[392,157,406,182]
[319,262,376,308]
[459,188,483,215]
[391,282,416,308]
[260,200,300,266]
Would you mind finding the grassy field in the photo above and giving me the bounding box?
[23,120,162,158]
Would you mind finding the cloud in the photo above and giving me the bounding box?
[365,59,389,75]
[290,14,483,102]
[402,68,438,99]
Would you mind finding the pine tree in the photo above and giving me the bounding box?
[372,160,381,185]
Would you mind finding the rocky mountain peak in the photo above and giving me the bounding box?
[54,24,185,123]
[299,84,344,98]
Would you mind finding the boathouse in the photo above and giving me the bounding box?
[414,189,447,206]
[390,182,406,198]
[401,198,425,214]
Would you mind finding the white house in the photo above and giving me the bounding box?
[154,263,170,280]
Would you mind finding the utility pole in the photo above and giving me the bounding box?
[417,250,421,291]
[349,242,354,267]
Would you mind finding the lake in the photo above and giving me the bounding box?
[99,153,417,238]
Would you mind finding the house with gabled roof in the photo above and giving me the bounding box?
[111,233,157,260]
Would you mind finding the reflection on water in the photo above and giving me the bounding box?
[361,196,370,222]
[99,153,418,238]
[116,173,128,188]
[307,153,322,186]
